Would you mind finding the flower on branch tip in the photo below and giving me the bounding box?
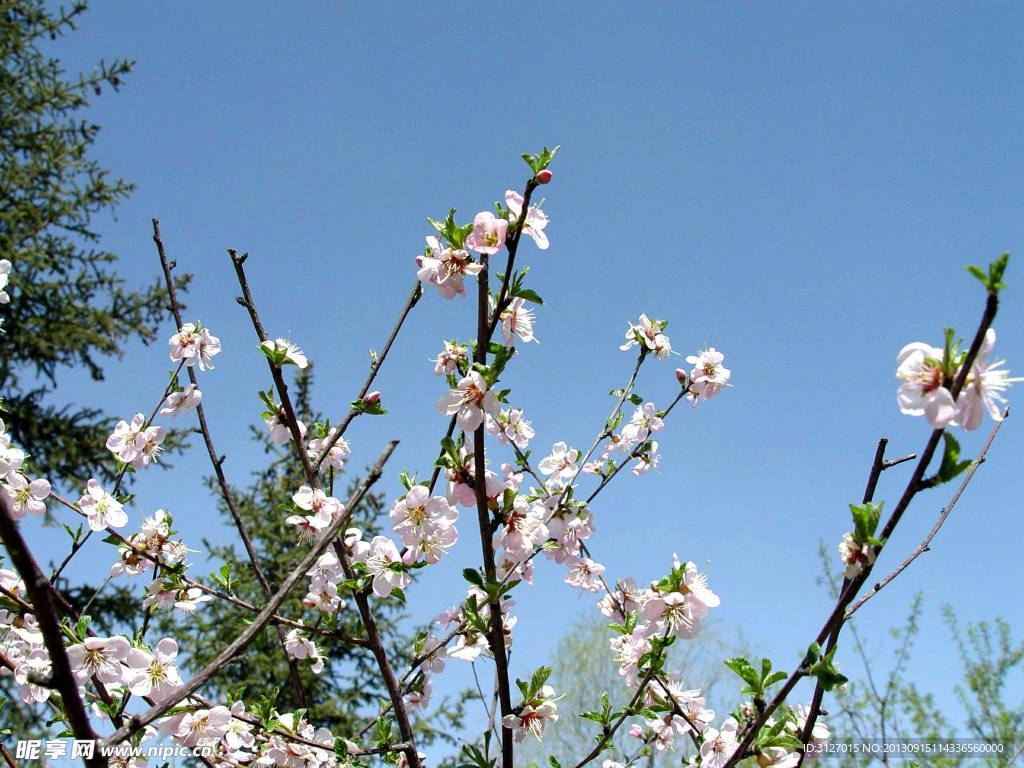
[79,478,127,531]
[620,314,672,359]
[436,371,500,432]
[466,211,508,255]
[503,684,560,742]
[501,297,538,346]
[160,383,201,417]
[260,338,308,368]
[169,322,221,371]
[956,329,1018,430]
[838,532,875,579]
[106,412,166,469]
[538,441,580,480]
[686,347,731,404]
[896,341,957,428]
[417,236,482,299]
[505,190,550,250]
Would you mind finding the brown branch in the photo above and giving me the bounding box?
[331,540,421,768]
[845,409,1009,619]
[101,441,397,746]
[0,499,106,768]
[311,281,422,472]
[724,288,1001,768]
[154,220,311,706]
[227,248,317,487]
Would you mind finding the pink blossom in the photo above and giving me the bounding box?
[896,342,957,428]
[504,190,550,250]
[466,211,508,255]
[417,236,483,299]
[168,322,221,370]
[79,479,127,531]
[159,383,201,416]
[0,473,50,519]
[538,441,579,480]
[436,371,500,432]
[687,347,731,403]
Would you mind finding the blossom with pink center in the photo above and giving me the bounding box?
[700,717,739,768]
[307,429,350,471]
[632,440,660,476]
[500,297,537,346]
[564,556,605,593]
[168,322,221,370]
[358,535,412,598]
[0,473,50,519]
[896,341,957,428]
[433,340,469,377]
[284,629,324,675]
[436,371,500,432]
[448,631,489,662]
[686,347,731,403]
[417,236,483,299]
[159,383,201,417]
[955,329,1018,430]
[391,485,459,564]
[264,412,306,446]
[293,486,343,522]
[620,314,672,359]
[538,441,580,480]
[505,190,549,250]
[621,402,664,443]
[609,630,650,688]
[125,638,182,701]
[79,479,127,531]
[503,684,560,742]
[682,561,720,610]
[466,211,508,255]
[286,510,331,542]
[67,635,130,684]
[597,577,644,621]
[640,591,702,639]
[497,497,549,558]
[486,408,535,450]
[15,649,53,703]
[106,413,165,469]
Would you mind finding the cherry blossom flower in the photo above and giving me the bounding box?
[466,211,508,255]
[486,408,535,450]
[106,413,166,469]
[79,479,127,531]
[597,577,644,621]
[622,402,664,443]
[159,383,201,416]
[417,236,483,299]
[538,442,580,480]
[167,705,232,747]
[620,314,672,359]
[284,629,324,674]
[390,485,459,563]
[261,338,308,368]
[286,509,331,541]
[700,717,739,768]
[641,591,702,639]
[434,340,469,375]
[500,297,537,346]
[448,631,489,662]
[67,635,130,684]
[358,535,412,598]
[15,649,53,703]
[632,440,660,476]
[497,497,550,559]
[437,371,500,432]
[168,322,221,370]
[503,685,560,742]
[955,329,1018,430]
[609,630,650,688]
[505,190,550,250]
[293,486,343,522]
[564,556,606,593]
[687,348,731,403]
[839,532,875,578]
[125,638,182,701]
[896,342,957,428]
[0,473,50,518]
[307,430,350,471]
[265,412,306,445]
[0,259,11,304]
[794,705,831,759]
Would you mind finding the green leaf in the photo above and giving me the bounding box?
[512,287,544,306]
[462,568,485,589]
[808,646,848,691]
[849,501,883,543]
[930,432,973,486]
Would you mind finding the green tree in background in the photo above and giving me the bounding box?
[0,0,189,487]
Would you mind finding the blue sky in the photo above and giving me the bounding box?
[24,0,1023,757]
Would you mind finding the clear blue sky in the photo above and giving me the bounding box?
[28,0,1023,755]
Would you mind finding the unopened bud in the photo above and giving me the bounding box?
[675,368,687,385]
[535,169,553,184]
[363,391,381,406]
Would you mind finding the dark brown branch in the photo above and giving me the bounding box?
[227,248,317,487]
[154,220,310,706]
[0,499,107,768]
[102,441,397,746]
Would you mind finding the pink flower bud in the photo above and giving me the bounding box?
[675,368,687,385]
[535,169,553,184]
[363,391,381,405]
